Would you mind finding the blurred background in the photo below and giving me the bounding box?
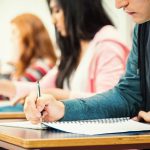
[0,0,134,73]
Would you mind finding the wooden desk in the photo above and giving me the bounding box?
[0,101,25,119]
[0,112,25,119]
[0,119,150,150]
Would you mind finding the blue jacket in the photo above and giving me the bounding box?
[62,25,144,121]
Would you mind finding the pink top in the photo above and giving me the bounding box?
[12,25,129,100]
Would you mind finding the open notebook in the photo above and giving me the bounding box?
[0,117,150,135]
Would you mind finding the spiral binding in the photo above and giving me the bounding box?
[51,117,130,124]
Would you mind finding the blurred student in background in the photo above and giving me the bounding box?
[0,0,129,108]
[8,13,57,82]
[0,13,57,101]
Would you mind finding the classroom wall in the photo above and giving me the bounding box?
[0,0,55,63]
[103,0,134,47]
[0,0,134,64]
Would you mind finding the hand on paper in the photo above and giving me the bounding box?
[24,92,65,124]
[132,111,150,123]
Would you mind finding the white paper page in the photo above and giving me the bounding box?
[0,119,150,134]
[0,121,47,130]
[43,120,150,135]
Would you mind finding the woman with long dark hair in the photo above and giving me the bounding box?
[0,0,129,106]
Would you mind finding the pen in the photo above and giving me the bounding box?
[37,81,41,98]
[37,81,44,116]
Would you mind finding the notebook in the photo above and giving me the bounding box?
[0,121,46,130]
[0,117,150,135]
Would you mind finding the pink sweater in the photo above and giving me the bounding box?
[13,25,129,100]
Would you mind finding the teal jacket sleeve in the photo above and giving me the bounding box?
[61,25,143,121]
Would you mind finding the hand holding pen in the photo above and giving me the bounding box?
[24,81,65,124]
[36,81,51,119]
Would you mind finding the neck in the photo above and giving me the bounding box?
[80,40,90,53]
[78,40,90,64]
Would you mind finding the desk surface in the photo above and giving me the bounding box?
[0,119,150,149]
[0,101,25,119]
[0,112,25,119]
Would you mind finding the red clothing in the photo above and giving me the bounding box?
[0,59,53,100]
[17,59,53,82]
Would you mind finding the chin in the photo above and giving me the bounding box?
[61,33,67,37]
[133,18,150,24]
[59,30,67,37]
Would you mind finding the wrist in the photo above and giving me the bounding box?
[57,101,65,120]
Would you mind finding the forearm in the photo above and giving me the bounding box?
[0,80,16,98]
[12,81,36,101]
[61,88,138,121]
[42,88,70,100]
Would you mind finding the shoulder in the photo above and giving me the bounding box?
[19,59,55,82]
[92,25,122,42]
[30,58,54,70]
[92,25,129,50]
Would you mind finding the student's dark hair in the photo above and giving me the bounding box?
[48,0,113,88]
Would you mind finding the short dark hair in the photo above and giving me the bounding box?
[48,0,113,88]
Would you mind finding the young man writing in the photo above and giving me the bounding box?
[24,0,150,124]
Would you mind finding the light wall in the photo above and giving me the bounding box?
[0,0,55,63]
[0,0,134,63]
[103,0,134,47]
